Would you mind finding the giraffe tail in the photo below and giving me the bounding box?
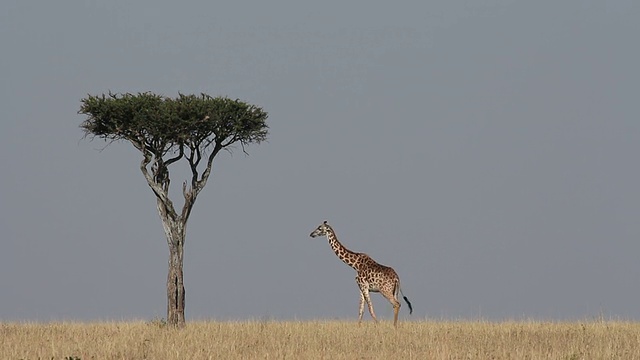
[398,282,413,315]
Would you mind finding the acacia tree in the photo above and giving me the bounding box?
[79,92,268,327]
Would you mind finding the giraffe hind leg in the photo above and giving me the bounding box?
[393,303,400,327]
[381,290,401,327]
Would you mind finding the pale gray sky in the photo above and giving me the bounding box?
[1,0,639,322]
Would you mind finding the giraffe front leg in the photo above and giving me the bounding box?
[358,291,365,325]
[357,279,377,323]
[363,289,378,323]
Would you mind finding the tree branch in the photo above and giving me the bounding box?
[180,142,204,222]
[139,150,178,221]
[165,144,184,167]
[197,141,224,190]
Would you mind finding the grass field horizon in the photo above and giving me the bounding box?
[2,318,639,359]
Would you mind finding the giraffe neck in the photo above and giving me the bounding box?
[325,226,360,270]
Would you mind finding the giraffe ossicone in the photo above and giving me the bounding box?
[309,220,412,327]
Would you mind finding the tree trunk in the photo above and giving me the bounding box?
[138,149,210,328]
[157,196,187,328]
[167,238,185,327]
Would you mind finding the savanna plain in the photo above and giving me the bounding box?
[2,319,638,360]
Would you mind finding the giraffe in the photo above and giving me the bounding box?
[309,220,413,327]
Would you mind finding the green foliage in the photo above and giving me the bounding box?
[79,92,268,153]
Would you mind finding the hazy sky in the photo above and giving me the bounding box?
[1,0,639,322]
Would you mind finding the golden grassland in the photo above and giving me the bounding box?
[1,319,639,360]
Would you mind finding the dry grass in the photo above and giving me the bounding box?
[1,319,638,359]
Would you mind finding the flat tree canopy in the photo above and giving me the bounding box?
[81,92,267,155]
[79,92,268,326]
[80,92,268,220]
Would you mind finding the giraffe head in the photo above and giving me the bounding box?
[310,220,331,238]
